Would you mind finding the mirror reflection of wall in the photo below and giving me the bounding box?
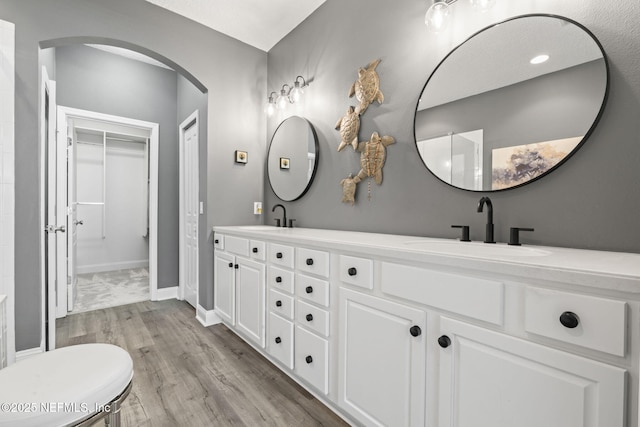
[267,116,319,201]
[414,15,608,191]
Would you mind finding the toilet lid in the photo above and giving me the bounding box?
[0,343,133,427]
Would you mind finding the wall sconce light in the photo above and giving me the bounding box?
[266,76,310,115]
[265,91,277,117]
[425,0,496,33]
[290,76,308,103]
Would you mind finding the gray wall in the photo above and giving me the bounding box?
[265,0,640,254]
[415,60,605,189]
[55,44,179,289]
[177,73,210,307]
[0,0,266,351]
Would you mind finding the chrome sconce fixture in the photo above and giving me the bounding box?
[425,0,495,33]
[266,76,310,115]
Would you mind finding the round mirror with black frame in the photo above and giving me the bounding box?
[267,116,319,201]
[414,14,609,192]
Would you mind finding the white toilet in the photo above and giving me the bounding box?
[0,343,133,426]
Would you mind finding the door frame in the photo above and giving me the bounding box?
[178,110,199,307]
[43,106,160,342]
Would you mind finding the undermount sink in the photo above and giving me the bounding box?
[236,225,282,231]
[402,240,551,257]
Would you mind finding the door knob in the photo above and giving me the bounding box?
[74,220,84,226]
[45,225,66,233]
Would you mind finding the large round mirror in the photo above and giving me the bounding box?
[268,116,319,201]
[414,14,608,191]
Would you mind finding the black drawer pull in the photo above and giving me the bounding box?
[305,355,313,364]
[559,311,580,329]
[228,262,233,268]
[438,335,451,348]
[275,337,281,344]
[409,325,422,337]
[252,247,258,253]
[276,252,283,259]
[348,267,357,276]
[305,286,313,294]
[306,258,314,266]
[275,276,282,283]
[276,300,282,307]
[214,239,219,244]
[306,314,313,322]
[234,264,239,269]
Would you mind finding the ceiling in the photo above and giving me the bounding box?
[144,0,326,52]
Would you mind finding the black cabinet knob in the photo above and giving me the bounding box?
[306,258,314,266]
[214,239,219,244]
[306,314,313,322]
[234,264,239,269]
[348,267,357,276]
[409,325,422,337]
[275,337,281,344]
[438,335,451,348]
[275,300,282,307]
[275,276,282,283]
[228,262,233,268]
[305,355,313,364]
[559,311,580,329]
[252,247,258,253]
[276,252,283,259]
[305,286,313,294]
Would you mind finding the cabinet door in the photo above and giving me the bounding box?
[236,258,266,347]
[438,317,625,427]
[213,251,235,325]
[339,288,426,427]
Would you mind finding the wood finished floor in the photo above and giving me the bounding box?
[56,299,349,427]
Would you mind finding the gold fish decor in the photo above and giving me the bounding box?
[348,59,384,114]
[335,106,361,152]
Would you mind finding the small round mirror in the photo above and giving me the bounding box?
[267,116,319,201]
[414,14,608,191]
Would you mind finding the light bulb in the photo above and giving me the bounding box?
[266,102,275,116]
[425,1,450,34]
[470,0,496,12]
[530,54,549,65]
[290,84,304,103]
[276,92,289,110]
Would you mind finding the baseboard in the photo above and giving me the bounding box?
[16,347,43,362]
[154,286,178,301]
[77,260,149,275]
[196,305,222,327]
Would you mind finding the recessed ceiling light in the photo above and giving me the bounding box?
[530,54,549,65]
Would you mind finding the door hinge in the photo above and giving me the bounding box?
[67,276,72,285]
[67,136,72,147]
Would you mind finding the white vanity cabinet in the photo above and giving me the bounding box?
[437,317,625,427]
[213,226,640,427]
[213,233,266,348]
[338,288,426,427]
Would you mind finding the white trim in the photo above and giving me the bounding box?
[76,260,149,275]
[16,347,44,362]
[196,305,222,327]
[178,110,199,308]
[154,286,178,301]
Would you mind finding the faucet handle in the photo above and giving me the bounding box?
[288,219,296,228]
[275,218,281,227]
[451,225,471,242]
[509,227,534,246]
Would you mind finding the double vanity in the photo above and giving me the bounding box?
[213,225,640,427]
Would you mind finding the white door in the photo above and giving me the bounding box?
[54,105,69,318]
[213,251,235,325]
[235,259,265,347]
[338,288,427,427]
[438,317,626,427]
[66,122,78,311]
[180,112,199,308]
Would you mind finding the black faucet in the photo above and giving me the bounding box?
[272,204,287,228]
[477,197,495,243]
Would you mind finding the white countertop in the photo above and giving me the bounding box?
[214,225,640,293]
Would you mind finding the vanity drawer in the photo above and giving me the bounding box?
[268,266,295,294]
[296,300,330,337]
[250,240,266,261]
[525,287,627,357]
[380,262,504,325]
[269,289,294,320]
[269,243,295,269]
[268,313,294,369]
[295,326,329,394]
[296,274,330,307]
[296,247,330,278]
[213,234,224,250]
[339,255,373,290]
[225,235,250,257]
